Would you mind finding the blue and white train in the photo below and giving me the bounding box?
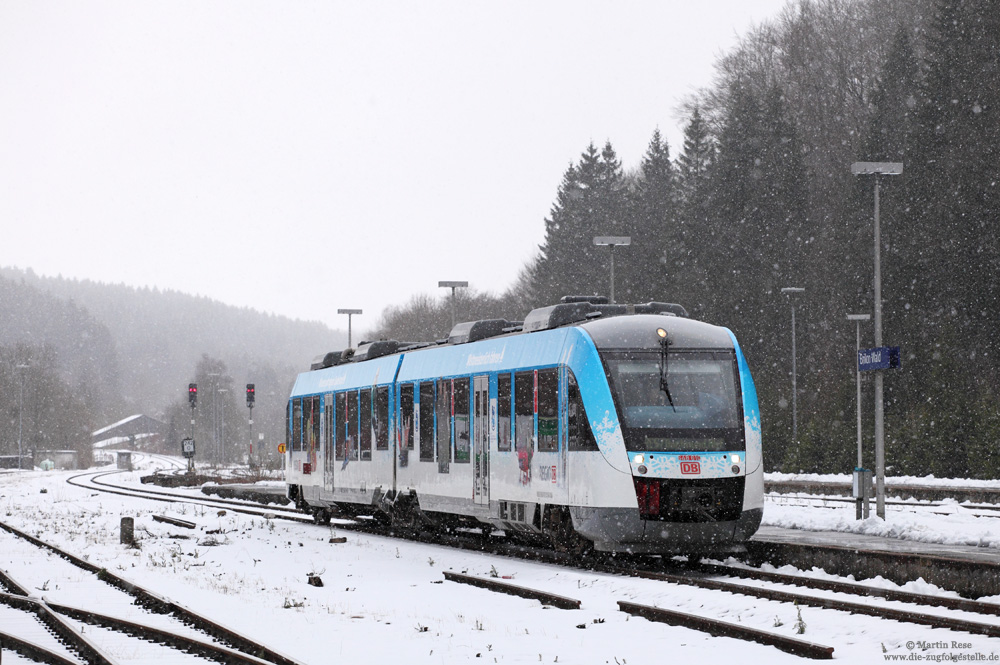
[285,298,763,554]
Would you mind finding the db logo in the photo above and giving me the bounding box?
[680,461,701,475]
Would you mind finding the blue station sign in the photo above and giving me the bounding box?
[858,346,901,372]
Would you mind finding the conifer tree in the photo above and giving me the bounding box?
[624,129,687,304]
[890,0,1000,473]
[677,107,714,206]
[707,82,810,468]
[534,142,628,304]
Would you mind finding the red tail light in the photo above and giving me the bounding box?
[633,478,660,517]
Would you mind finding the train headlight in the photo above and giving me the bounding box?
[656,328,667,339]
[633,454,644,465]
[731,455,740,464]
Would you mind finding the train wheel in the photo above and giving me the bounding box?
[545,507,592,556]
[312,508,332,525]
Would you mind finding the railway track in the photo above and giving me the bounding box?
[0,517,306,665]
[433,541,1000,659]
[618,560,1000,637]
[66,468,307,524]
[47,461,1000,660]
[80,461,1000,602]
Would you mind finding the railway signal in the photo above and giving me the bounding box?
[246,383,256,468]
[186,383,198,473]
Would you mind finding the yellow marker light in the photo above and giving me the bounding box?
[634,454,644,465]
[656,328,668,338]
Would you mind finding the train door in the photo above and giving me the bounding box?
[473,375,490,506]
[324,394,334,491]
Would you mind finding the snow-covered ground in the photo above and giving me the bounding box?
[2,460,1000,664]
[764,472,1000,551]
[768,471,1000,489]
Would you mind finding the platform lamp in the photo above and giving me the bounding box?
[438,281,468,329]
[851,161,903,519]
[848,313,872,519]
[338,308,362,348]
[593,236,631,304]
[780,287,805,447]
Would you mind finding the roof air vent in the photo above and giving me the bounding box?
[523,302,595,333]
[636,302,688,317]
[351,340,400,362]
[310,350,343,371]
[448,319,514,345]
[560,295,609,305]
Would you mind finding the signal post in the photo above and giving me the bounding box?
[185,383,198,473]
[246,383,256,467]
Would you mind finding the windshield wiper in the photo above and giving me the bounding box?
[658,333,676,411]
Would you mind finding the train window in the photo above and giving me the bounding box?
[304,396,320,452]
[290,399,302,451]
[537,368,558,452]
[568,371,599,451]
[302,398,311,452]
[400,384,415,450]
[454,377,470,463]
[310,396,321,452]
[436,379,451,470]
[347,390,359,459]
[335,392,347,461]
[359,389,372,461]
[419,382,435,462]
[324,394,334,464]
[497,373,512,451]
[514,371,534,452]
[375,386,389,450]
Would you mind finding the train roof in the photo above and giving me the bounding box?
[292,297,736,398]
[580,314,734,351]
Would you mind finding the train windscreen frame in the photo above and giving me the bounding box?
[602,350,744,453]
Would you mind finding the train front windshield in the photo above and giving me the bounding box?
[603,351,744,452]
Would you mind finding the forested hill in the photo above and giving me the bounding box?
[0,267,345,460]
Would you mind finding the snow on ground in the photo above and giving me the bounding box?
[2,460,1000,664]
[768,471,1000,489]
[764,472,1000,549]
[763,498,1000,549]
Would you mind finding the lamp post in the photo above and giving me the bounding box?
[16,363,29,471]
[593,236,631,304]
[847,313,872,519]
[780,287,805,446]
[851,161,903,519]
[438,281,468,329]
[846,314,871,468]
[337,309,363,348]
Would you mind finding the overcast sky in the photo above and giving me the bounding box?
[1,1,788,334]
